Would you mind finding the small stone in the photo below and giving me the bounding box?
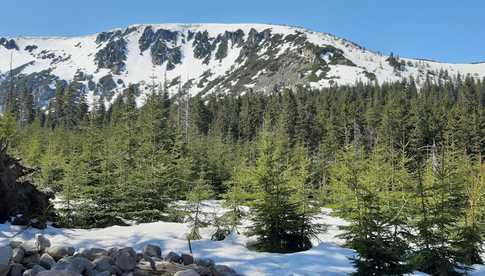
[78,249,107,261]
[54,256,94,275]
[34,236,50,252]
[94,271,110,276]
[21,253,40,269]
[8,263,24,276]
[142,245,161,258]
[163,252,181,263]
[173,269,200,276]
[22,264,45,276]
[21,236,50,254]
[37,271,81,276]
[106,248,118,257]
[113,248,136,272]
[181,254,193,265]
[45,247,75,261]
[92,256,113,272]
[194,258,214,268]
[39,254,55,269]
[12,248,25,263]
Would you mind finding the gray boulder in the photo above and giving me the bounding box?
[12,248,25,263]
[163,252,181,263]
[113,247,136,272]
[78,249,107,261]
[142,244,161,258]
[54,256,94,275]
[173,269,200,276]
[39,254,55,269]
[194,258,214,268]
[92,256,113,272]
[45,247,75,261]
[21,235,51,254]
[22,264,45,276]
[37,270,81,276]
[21,253,40,268]
[8,263,24,276]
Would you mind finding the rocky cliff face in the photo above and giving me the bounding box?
[1,23,484,109]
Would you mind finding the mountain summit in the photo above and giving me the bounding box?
[1,23,484,107]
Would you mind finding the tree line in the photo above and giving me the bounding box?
[1,75,484,275]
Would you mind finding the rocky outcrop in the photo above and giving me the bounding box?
[94,39,127,75]
[0,140,51,226]
[0,235,241,276]
[0,38,18,50]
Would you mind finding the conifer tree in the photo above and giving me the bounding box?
[187,171,213,240]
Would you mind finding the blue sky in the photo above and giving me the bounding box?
[2,0,484,63]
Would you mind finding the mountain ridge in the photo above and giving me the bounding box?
[1,23,484,109]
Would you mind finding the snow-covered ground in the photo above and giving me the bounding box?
[1,201,484,275]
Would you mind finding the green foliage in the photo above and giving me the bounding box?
[4,76,485,275]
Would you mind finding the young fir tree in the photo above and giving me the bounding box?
[287,143,321,251]
[187,171,213,240]
[248,124,311,253]
[410,143,469,275]
[223,161,254,232]
[453,154,484,266]
[336,145,413,275]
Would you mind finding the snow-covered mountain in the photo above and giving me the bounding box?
[1,23,485,108]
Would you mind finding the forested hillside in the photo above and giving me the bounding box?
[1,75,484,275]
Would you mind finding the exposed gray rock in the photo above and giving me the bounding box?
[142,245,161,259]
[0,38,19,50]
[22,264,45,276]
[36,270,81,276]
[94,38,127,74]
[54,256,93,275]
[78,248,107,261]
[113,248,136,272]
[92,256,112,272]
[9,263,24,276]
[93,271,109,276]
[106,248,118,257]
[163,252,181,263]
[12,248,25,263]
[194,258,214,268]
[21,235,50,254]
[39,254,55,270]
[45,247,75,261]
[21,253,40,269]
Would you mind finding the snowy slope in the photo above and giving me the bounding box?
[1,201,355,275]
[1,23,485,108]
[1,201,484,275]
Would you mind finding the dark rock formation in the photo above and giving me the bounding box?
[0,140,51,226]
[0,38,19,50]
[94,39,127,74]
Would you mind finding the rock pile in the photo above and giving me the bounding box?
[0,234,240,276]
